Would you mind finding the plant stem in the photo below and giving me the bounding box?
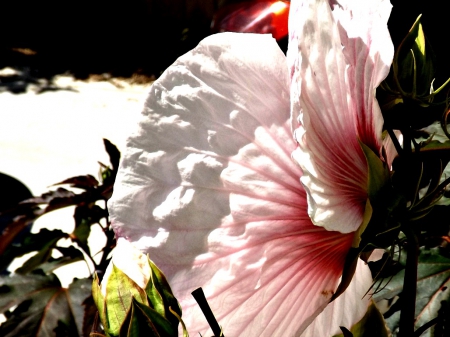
[192,287,223,337]
[399,225,419,337]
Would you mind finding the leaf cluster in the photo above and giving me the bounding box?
[0,139,120,337]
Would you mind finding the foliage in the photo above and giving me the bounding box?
[0,139,119,337]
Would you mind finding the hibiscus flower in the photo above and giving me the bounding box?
[106,0,394,335]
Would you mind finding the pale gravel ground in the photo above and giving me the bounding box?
[0,70,151,285]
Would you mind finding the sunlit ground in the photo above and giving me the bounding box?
[0,69,150,286]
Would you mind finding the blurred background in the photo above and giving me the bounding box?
[1,0,448,81]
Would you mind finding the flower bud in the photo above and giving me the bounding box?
[379,16,450,130]
[92,238,186,336]
[395,15,435,99]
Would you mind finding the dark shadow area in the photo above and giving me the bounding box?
[0,0,223,90]
[389,0,450,85]
[0,173,34,250]
[1,1,448,93]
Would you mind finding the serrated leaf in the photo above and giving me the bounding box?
[0,273,71,337]
[373,247,450,336]
[103,139,120,173]
[15,236,62,274]
[52,175,99,190]
[35,254,84,275]
[25,188,77,205]
[68,278,94,336]
[0,274,93,337]
[82,295,99,337]
[105,265,150,335]
[0,273,60,313]
[0,229,67,272]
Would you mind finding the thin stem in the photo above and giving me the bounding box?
[402,127,412,154]
[414,317,439,336]
[192,288,223,337]
[387,128,403,156]
[399,225,419,337]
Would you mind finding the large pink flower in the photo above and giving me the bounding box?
[107,0,393,335]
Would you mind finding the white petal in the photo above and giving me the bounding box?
[101,238,151,295]
[108,32,354,336]
[301,259,373,337]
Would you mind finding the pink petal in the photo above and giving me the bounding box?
[108,32,353,336]
[300,259,373,337]
[288,0,393,233]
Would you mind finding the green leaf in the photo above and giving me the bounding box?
[0,273,60,313]
[15,236,62,274]
[35,254,84,275]
[52,175,99,190]
[72,219,91,248]
[0,274,92,337]
[103,139,121,173]
[68,278,94,337]
[373,247,450,336]
[333,302,390,337]
[0,229,67,272]
[104,265,150,336]
[420,140,450,152]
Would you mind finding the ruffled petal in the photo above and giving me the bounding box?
[288,0,393,233]
[301,259,372,337]
[108,32,354,336]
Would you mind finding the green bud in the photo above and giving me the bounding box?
[394,15,435,99]
[379,15,450,131]
[92,240,188,337]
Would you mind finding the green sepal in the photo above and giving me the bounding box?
[330,248,360,303]
[148,258,183,325]
[145,259,167,318]
[338,327,354,337]
[359,141,389,201]
[105,264,150,336]
[169,307,189,337]
[119,298,178,337]
[352,141,389,247]
[92,273,109,333]
[333,301,390,337]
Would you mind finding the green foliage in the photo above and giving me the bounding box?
[93,257,185,337]
[0,274,92,337]
[0,139,119,337]
[373,247,450,336]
